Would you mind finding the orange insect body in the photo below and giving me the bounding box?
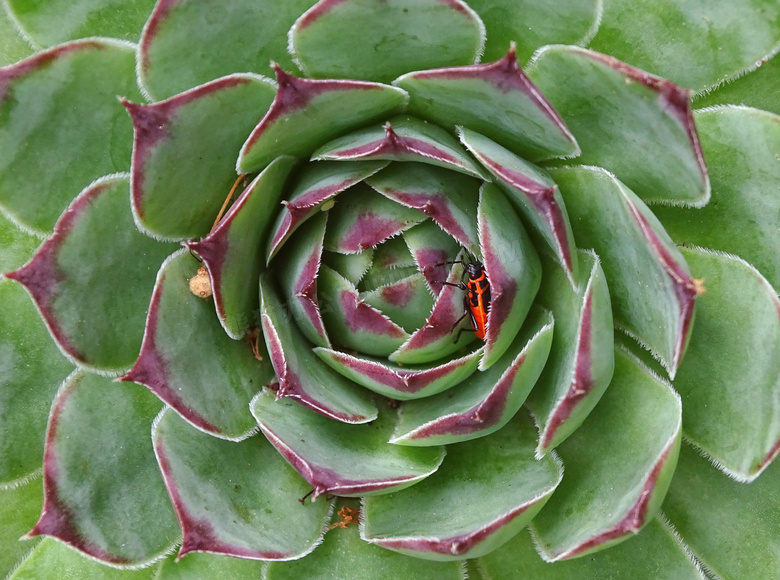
[463,263,490,341]
[439,259,491,342]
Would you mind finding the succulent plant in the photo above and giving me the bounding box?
[1,0,779,578]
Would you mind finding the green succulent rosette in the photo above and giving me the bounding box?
[1,0,779,578]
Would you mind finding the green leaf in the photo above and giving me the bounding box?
[276,212,331,348]
[289,0,485,83]
[0,479,43,576]
[155,552,263,580]
[527,250,615,455]
[673,246,780,480]
[0,212,40,274]
[527,45,709,206]
[549,166,698,378]
[588,0,780,92]
[366,162,481,252]
[265,499,465,580]
[6,0,155,46]
[29,371,178,566]
[125,74,276,241]
[664,444,780,580]
[237,67,408,173]
[0,280,73,484]
[260,272,378,423]
[188,156,297,339]
[531,348,682,561]
[322,183,427,253]
[478,182,542,370]
[391,308,553,446]
[395,46,578,161]
[318,265,410,356]
[267,160,388,262]
[0,39,141,234]
[361,273,435,333]
[466,0,601,64]
[0,4,34,66]
[250,390,445,498]
[460,129,578,282]
[477,520,704,579]
[152,407,331,560]
[123,250,273,439]
[9,538,151,580]
[653,106,780,290]
[694,55,780,116]
[137,0,318,100]
[401,219,462,292]
[364,411,562,560]
[314,347,481,401]
[314,116,487,179]
[388,254,479,365]
[6,175,178,371]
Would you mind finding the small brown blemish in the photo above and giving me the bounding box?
[690,277,706,296]
[329,506,360,530]
[189,267,212,299]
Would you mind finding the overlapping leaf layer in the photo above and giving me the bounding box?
[1,0,779,578]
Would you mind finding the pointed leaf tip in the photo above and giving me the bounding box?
[396,45,579,161]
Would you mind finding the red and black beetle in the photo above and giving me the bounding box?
[437,257,490,342]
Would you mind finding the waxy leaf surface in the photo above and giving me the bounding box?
[361,273,436,333]
[477,520,703,580]
[251,390,445,499]
[30,371,177,566]
[673,247,780,480]
[367,162,480,252]
[392,309,553,446]
[0,213,40,273]
[664,444,780,580]
[0,39,140,233]
[138,0,317,100]
[528,45,709,206]
[461,129,578,281]
[653,106,780,290]
[396,46,578,161]
[365,412,562,560]
[694,56,780,116]
[153,408,330,561]
[466,0,600,64]
[478,183,542,369]
[123,250,273,439]
[318,265,409,356]
[6,0,155,46]
[0,280,73,484]
[314,116,486,179]
[238,67,408,173]
[323,184,426,253]
[265,499,464,580]
[527,250,614,455]
[267,159,388,261]
[276,213,331,348]
[531,348,682,561]
[188,156,297,339]
[260,273,377,423]
[389,256,477,365]
[314,347,481,401]
[0,480,43,576]
[6,176,177,371]
[125,74,276,240]
[8,538,151,580]
[290,0,485,83]
[589,0,780,91]
[549,166,697,377]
